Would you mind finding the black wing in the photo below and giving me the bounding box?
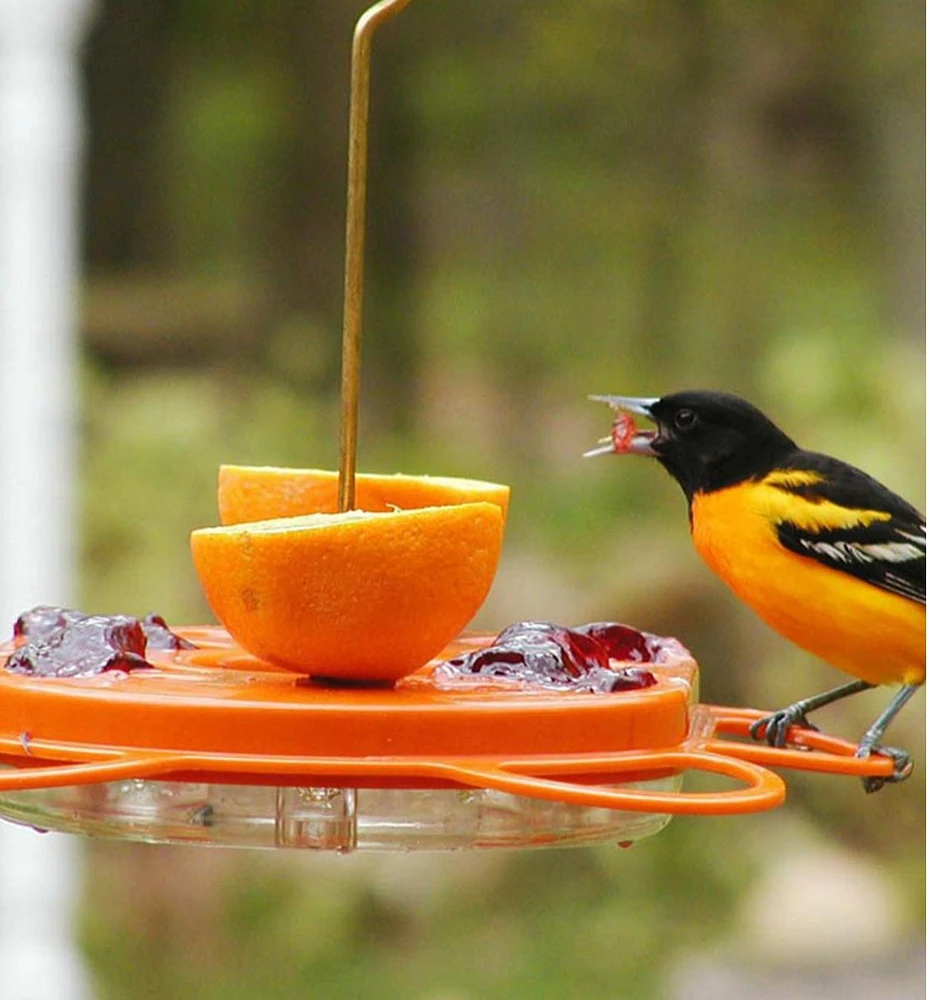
[775,450,926,605]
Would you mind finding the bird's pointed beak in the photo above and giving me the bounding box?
[584,395,660,457]
[588,395,659,417]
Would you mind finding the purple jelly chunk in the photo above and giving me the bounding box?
[13,605,83,641]
[141,613,196,650]
[438,620,658,694]
[6,614,150,677]
[5,605,195,677]
[573,622,657,662]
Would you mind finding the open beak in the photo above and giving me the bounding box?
[584,395,660,457]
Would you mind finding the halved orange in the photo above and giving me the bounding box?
[190,502,504,681]
[217,465,510,525]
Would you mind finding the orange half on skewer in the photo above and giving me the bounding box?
[191,502,504,682]
[218,465,510,524]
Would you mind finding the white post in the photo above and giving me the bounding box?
[0,2,96,998]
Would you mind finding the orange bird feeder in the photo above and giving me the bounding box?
[0,0,896,851]
[0,627,892,850]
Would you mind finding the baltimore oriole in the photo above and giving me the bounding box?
[586,390,925,792]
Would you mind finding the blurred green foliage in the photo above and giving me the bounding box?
[81,817,764,1000]
[76,1,923,997]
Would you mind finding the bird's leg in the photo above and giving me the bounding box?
[750,679,873,748]
[855,684,919,794]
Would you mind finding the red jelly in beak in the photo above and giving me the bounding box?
[611,411,638,453]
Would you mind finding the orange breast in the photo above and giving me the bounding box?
[691,485,926,687]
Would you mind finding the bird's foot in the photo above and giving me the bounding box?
[855,740,913,794]
[749,705,819,748]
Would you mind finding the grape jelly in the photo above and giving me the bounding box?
[436,621,659,693]
[140,613,196,651]
[6,606,194,677]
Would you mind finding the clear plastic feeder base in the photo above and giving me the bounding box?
[0,776,679,851]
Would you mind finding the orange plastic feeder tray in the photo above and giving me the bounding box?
[0,627,891,852]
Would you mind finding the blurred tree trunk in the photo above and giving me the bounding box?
[856,0,925,341]
[363,25,421,435]
[268,2,420,433]
[82,1,176,269]
[270,2,354,359]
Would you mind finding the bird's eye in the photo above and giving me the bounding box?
[673,409,698,430]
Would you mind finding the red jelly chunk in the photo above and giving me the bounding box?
[6,606,194,677]
[611,411,637,453]
[7,613,150,677]
[12,605,81,641]
[437,621,658,693]
[574,621,660,663]
[141,613,196,651]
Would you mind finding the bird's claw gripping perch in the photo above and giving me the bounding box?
[750,687,916,792]
[749,708,820,748]
[855,742,914,794]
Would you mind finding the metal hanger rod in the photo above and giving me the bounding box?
[338,0,416,511]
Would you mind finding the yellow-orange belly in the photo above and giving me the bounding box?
[691,486,926,687]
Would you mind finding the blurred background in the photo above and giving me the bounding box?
[19,0,927,996]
